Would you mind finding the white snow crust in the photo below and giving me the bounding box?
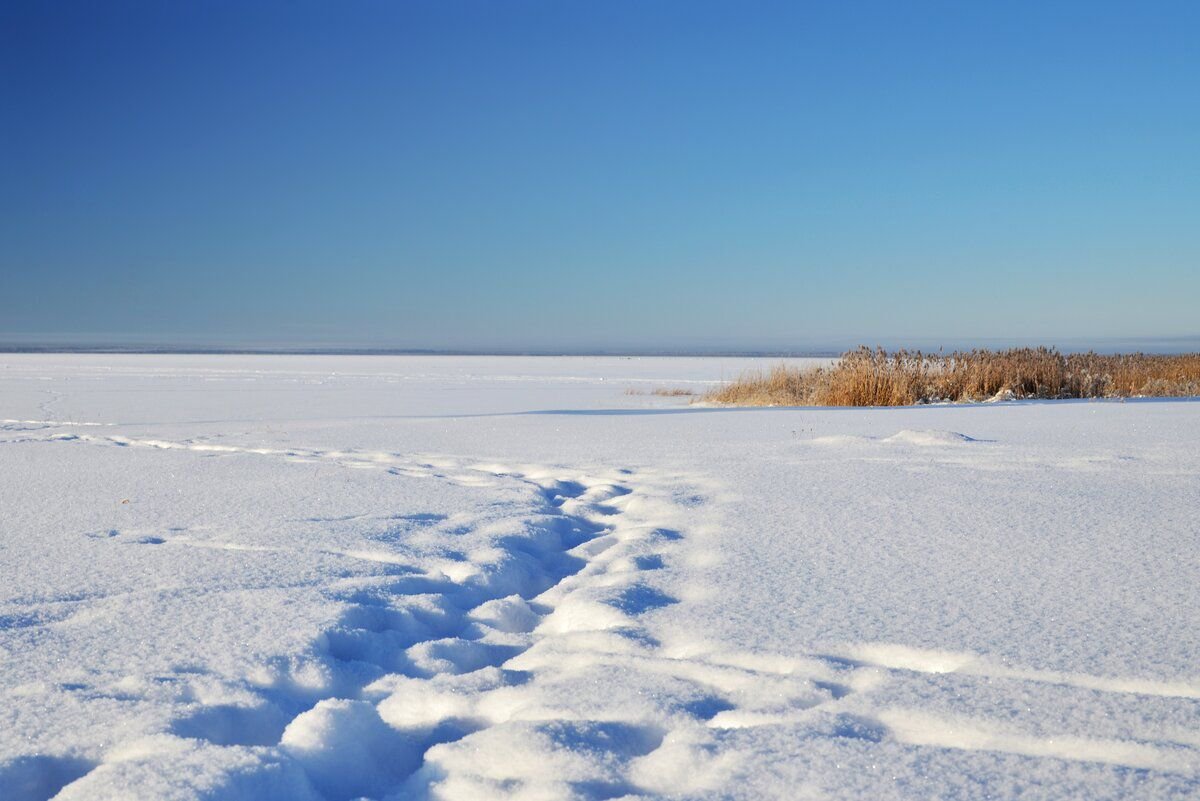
[1,354,1197,800]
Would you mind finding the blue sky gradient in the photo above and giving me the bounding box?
[2,1,1198,351]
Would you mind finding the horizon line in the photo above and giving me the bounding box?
[3,336,1199,358]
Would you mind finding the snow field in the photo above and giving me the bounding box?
[1,355,1198,800]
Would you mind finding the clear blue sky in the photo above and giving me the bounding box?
[2,1,1197,352]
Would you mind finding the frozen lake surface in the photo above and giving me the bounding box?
[1,355,1197,800]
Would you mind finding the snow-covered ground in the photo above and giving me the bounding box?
[1,355,1197,801]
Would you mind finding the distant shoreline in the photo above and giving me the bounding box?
[2,341,1198,357]
[0,346,845,358]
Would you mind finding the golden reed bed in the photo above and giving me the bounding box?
[705,347,1200,407]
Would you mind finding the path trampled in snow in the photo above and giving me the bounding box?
[0,430,674,798]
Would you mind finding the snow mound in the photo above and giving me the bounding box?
[468,594,540,634]
[882,429,978,446]
[280,699,418,800]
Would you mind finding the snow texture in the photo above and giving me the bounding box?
[0,354,1197,800]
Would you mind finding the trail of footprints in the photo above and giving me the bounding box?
[255,460,846,801]
[38,436,862,800]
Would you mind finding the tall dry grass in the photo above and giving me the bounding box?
[625,387,696,397]
[704,347,1200,407]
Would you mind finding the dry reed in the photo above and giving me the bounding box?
[625,387,696,397]
[704,347,1200,407]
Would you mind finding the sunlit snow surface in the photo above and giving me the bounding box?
[1,355,1197,801]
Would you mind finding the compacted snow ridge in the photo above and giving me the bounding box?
[1,356,1198,801]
